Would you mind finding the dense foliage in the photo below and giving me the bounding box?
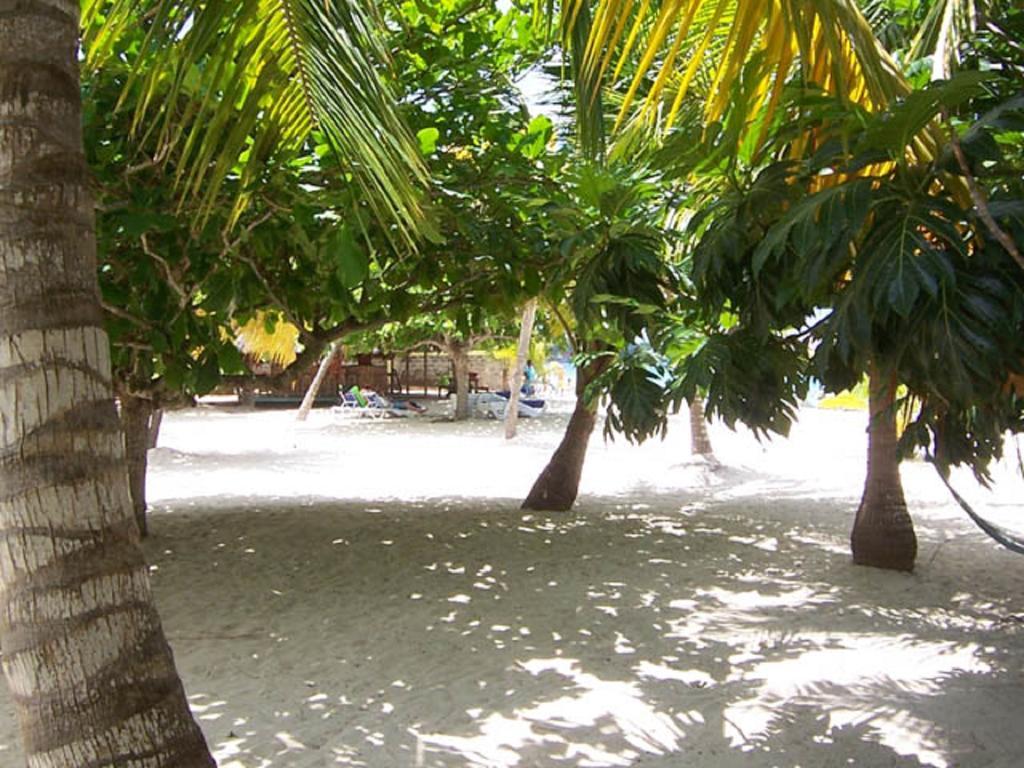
[86,0,566,404]
[675,79,1024,481]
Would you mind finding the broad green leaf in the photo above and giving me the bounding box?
[417,127,441,155]
[331,225,369,289]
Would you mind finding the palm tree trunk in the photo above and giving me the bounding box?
[851,365,918,571]
[296,342,339,421]
[522,354,605,511]
[122,395,156,537]
[689,398,715,458]
[0,4,215,765]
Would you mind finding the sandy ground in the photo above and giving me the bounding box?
[1,400,1022,767]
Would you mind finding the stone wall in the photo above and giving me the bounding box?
[395,351,508,392]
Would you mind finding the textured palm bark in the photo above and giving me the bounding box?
[0,3,215,765]
[851,366,918,571]
[521,356,605,511]
[121,395,155,538]
[689,398,715,458]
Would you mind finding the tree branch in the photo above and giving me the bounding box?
[402,340,445,354]
[220,209,276,257]
[548,301,577,352]
[948,126,1024,273]
[220,210,311,341]
[233,252,312,342]
[141,233,189,309]
[101,301,155,331]
[468,332,511,347]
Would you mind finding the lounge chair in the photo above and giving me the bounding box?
[475,391,546,419]
[333,386,407,419]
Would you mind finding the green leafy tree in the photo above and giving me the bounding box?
[517,0,924,514]
[89,0,563,533]
[673,79,1024,571]
[553,0,1022,570]
[522,164,677,510]
[85,60,266,534]
[264,0,565,418]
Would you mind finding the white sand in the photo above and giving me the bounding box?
[1,401,1022,767]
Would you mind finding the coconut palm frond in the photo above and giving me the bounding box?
[564,0,911,149]
[908,0,978,79]
[235,313,300,366]
[562,0,607,158]
[82,0,428,246]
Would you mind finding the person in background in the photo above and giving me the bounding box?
[523,359,538,397]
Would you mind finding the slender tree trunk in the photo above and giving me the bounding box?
[122,395,155,538]
[296,342,339,421]
[521,399,597,511]
[689,398,715,459]
[446,339,471,421]
[851,366,918,571]
[148,407,164,449]
[505,298,538,439]
[237,377,257,407]
[0,5,215,765]
[522,355,605,511]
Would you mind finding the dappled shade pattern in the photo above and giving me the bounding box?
[0,493,1012,767]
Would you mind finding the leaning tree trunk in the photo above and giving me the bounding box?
[522,356,605,511]
[296,342,339,421]
[148,406,164,449]
[122,395,156,538]
[505,298,538,439]
[0,4,215,765]
[446,339,472,421]
[850,365,918,571]
[689,398,715,459]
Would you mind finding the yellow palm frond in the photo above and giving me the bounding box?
[234,313,300,367]
[567,0,911,149]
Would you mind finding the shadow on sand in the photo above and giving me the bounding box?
[125,481,1024,768]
